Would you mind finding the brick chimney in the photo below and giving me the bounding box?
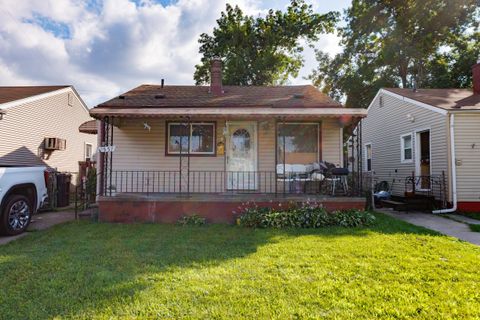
[210,58,223,95]
[473,58,480,95]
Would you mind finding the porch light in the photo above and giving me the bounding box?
[260,120,270,130]
[406,114,415,123]
[143,122,151,131]
[0,109,5,120]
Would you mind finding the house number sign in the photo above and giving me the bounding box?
[98,145,116,153]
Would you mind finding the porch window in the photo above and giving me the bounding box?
[167,122,215,155]
[365,143,372,172]
[277,123,319,165]
[400,133,413,163]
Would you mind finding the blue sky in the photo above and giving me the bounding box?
[0,0,351,106]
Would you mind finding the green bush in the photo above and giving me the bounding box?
[236,201,375,228]
[177,214,207,226]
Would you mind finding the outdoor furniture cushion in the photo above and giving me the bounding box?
[311,172,325,181]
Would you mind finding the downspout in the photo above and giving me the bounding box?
[432,113,457,214]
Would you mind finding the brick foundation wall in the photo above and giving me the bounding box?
[98,198,366,224]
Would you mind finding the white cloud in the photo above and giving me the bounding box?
[0,0,348,107]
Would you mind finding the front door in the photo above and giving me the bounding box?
[226,121,257,190]
[416,130,431,190]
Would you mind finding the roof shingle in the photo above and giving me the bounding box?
[96,84,343,109]
[0,86,70,104]
[384,88,480,110]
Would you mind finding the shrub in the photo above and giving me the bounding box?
[236,201,375,228]
[177,214,206,226]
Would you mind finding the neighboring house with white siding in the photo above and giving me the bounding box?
[0,86,97,183]
[361,61,480,212]
[89,59,367,223]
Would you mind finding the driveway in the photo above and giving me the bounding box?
[0,210,75,245]
[378,208,480,245]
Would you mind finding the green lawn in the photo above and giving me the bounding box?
[469,224,480,232]
[0,213,479,319]
[460,212,480,221]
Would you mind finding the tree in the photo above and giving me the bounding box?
[424,32,480,89]
[194,1,338,86]
[309,0,479,108]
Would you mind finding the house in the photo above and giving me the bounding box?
[361,60,480,213]
[0,86,97,182]
[89,60,367,223]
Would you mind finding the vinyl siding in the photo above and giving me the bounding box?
[109,117,342,192]
[454,114,480,202]
[0,89,97,182]
[361,91,449,198]
[322,118,342,165]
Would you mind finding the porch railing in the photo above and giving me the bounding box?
[102,170,364,197]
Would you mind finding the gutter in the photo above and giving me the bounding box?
[432,113,457,214]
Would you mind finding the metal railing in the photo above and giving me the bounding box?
[404,173,448,209]
[363,171,448,210]
[101,170,364,197]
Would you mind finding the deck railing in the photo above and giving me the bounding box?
[102,170,362,197]
[365,172,448,210]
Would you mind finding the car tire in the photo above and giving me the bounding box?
[0,195,32,236]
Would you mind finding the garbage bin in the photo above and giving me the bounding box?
[56,173,72,207]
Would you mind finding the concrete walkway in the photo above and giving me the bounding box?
[378,208,480,246]
[0,210,75,245]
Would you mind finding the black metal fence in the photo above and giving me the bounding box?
[101,170,365,197]
[365,171,449,210]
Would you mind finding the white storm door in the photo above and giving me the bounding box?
[226,121,258,190]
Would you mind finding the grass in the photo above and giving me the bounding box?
[469,224,480,232]
[459,212,480,221]
[0,212,479,319]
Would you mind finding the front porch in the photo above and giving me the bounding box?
[93,106,367,223]
[98,192,366,223]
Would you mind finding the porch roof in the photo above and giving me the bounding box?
[90,106,367,119]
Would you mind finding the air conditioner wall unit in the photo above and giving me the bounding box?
[44,137,66,151]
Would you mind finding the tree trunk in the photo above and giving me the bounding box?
[401,74,408,88]
[398,58,409,88]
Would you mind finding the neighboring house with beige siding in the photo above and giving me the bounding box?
[0,86,97,183]
[362,61,480,212]
[88,60,367,223]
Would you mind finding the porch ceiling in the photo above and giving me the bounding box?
[90,107,367,120]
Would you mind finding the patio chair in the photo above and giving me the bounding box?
[276,164,312,193]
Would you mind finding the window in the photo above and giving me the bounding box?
[44,137,66,151]
[277,123,318,164]
[365,143,372,171]
[167,122,215,155]
[85,143,93,161]
[401,133,413,163]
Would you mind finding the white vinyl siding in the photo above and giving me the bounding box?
[321,118,342,166]
[361,91,449,198]
[453,114,480,202]
[0,89,97,183]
